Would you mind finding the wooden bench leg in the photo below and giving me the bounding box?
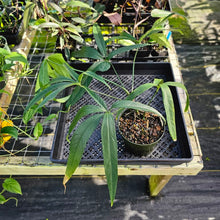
[149,175,172,196]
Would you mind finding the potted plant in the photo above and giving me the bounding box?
[0,0,26,44]
[22,9,188,206]
[23,0,103,60]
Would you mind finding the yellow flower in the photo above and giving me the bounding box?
[0,119,14,148]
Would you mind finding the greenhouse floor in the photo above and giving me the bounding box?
[0,0,220,219]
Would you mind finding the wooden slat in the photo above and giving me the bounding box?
[0,29,36,112]
[0,155,203,176]
[149,175,173,196]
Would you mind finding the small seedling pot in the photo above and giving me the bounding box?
[118,109,165,156]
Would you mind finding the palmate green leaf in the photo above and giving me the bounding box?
[92,61,111,72]
[63,114,103,186]
[93,24,107,57]
[107,44,147,60]
[68,105,106,136]
[65,61,110,109]
[2,178,22,195]
[164,81,189,112]
[84,87,107,110]
[33,122,43,139]
[65,77,92,108]
[106,31,137,45]
[23,82,74,124]
[160,84,176,141]
[112,100,165,122]
[126,83,156,101]
[101,112,118,207]
[71,46,103,60]
[83,71,111,90]
[47,54,77,79]
[50,76,76,85]
[0,126,18,140]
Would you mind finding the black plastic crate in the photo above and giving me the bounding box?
[51,63,193,165]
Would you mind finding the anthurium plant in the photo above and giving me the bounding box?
[22,9,188,206]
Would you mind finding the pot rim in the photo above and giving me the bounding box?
[117,108,165,147]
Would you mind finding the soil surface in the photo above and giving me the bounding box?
[119,109,164,145]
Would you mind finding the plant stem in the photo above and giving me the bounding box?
[147,88,159,105]
[110,63,126,89]
[89,88,121,101]
[104,78,130,95]
[131,49,139,92]
[0,189,6,194]
[2,118,36,140]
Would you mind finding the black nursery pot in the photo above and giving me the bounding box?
[118,109,165,156]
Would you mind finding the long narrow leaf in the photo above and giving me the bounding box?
[160,84,176,141]
[84,87,107,110]
[68,105,106,136]
[47,54,77,79]
[38,59,50,88]
[164,82,189,112]
[66,77,92,108]
[67,0,95,11]
[126,83,155,101]
[63,114,103,185]
[108,44,147,60]
[112,100,165,122]
[71,46,103,60]
[24,82,74,121]
[93,24,107,57]
[65,61,110,108]
[84,71,111,90]
[151,9,175,18]
[101,112,118,207]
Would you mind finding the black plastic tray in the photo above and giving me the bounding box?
[51,63,193,165]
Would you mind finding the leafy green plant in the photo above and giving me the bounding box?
[22,9,189,206]
[24,0,104,60]
[0,0,25,34]
[0,47,29,94]
[0,177,22,206]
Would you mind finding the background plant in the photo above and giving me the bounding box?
[0,0,25,33]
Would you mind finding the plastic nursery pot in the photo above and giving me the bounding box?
[118,109,165,156]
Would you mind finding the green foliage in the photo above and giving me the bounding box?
[0,177,22,206]
[101,112,118,207]
[0,47,29,89]
[33,122,43,139]
[0,126,18,140]
[22,8,189,206]
[0,0,25,33]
